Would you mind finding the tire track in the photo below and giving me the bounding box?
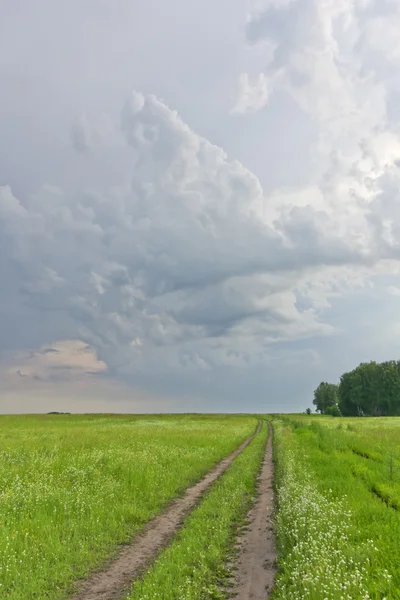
[71,421,261,600]
[228,421,276,599]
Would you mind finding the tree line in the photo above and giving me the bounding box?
[312,360,400,416]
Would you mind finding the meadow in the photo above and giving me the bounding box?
[4,412,400,600]
[0,414,257,599]
[272,415,400,600]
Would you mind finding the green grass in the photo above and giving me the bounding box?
[126,421,268,600]
[272,416,400,600]
[0,414,257,599]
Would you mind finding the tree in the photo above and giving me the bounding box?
[338,360,400,416]
[325,404,341,417]
[313,382,339,414]
[338,371,361,416]
[305,408,312,415]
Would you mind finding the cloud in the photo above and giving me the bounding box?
[1,85,400,409]
[6,339,107,382]
[232,73,272,114]
[0,372,175,415]
[387,285,400,297]
[0,339,171,414]
[0,94,367,365]
[71,114,114,153]
[233,0,400,262]
[235,0,400,156]
[3,0,400,412]
[71,116,92,153]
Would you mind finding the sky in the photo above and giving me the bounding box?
[2,0,400,414]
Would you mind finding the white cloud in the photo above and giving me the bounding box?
[71,116,92,153]
[387,285,400,297]
[2,74,400,412]
[233,73,272,114]
[0,372,173,415]
[71,114,114,153]
[233,0,400,279]
[1,88,399,383]
[235,0,399,157]
[3,0,400,411]
[6,339,106,381]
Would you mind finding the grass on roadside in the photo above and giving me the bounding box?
[0,414,256,600]
[126,421,268,600]
[272,418,400,600]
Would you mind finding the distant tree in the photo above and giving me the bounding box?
[338,360,400,416]
[325,404,341,417]
[338,369,364,416]
[305,408,312,415]
[313,382,339,414]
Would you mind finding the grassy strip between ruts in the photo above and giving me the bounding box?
[0,414,257,600]
[271,418,398,600]
[126,421,268,600]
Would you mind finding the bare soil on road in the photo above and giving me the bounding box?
[71,421,261,600]
[228,421,276,599]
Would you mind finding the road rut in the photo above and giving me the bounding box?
[229,421,276,599]
[72,421,261,600]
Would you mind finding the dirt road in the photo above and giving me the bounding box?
[72,421,261,600]
[229,421,276,599]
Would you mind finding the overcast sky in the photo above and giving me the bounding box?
[2,0,400,414]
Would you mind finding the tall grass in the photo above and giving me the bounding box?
[0,414,256,599]
[272,417,400,599]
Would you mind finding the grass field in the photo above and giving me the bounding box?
[127,421,267,600]
[272,415,400,600]
[0,414,257,599]
[5,412,400,600]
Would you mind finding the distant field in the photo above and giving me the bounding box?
[0,414,257,599]
[272,414,400,599]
